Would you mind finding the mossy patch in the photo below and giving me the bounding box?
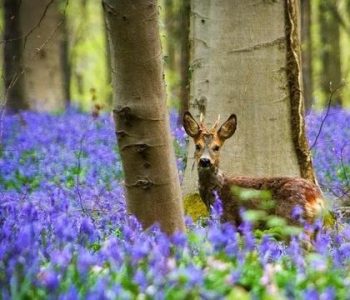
[323,210,337,228]
[183,192,209,222]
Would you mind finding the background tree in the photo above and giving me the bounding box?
[161,0,191,117]
[103,0,185,234]
[183,0,316,196]
[67,0,111,110]
[20,0,67,111]
[61,7,71,106]
[301,0,313,111]
[179,0,191,122]
[318,0,342,106]
[3,0,28,113]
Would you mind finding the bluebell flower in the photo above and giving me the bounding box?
[291,205,304,222]
[131,237,151,263]
[313,229,331,256]
[100,237,123,266]
[38,268,60,291]
[210,191,223,221]
[321,287,336,300]
[133,269,148,291]
[238,213,255,252]
[303,288,319,300]
[77,247,98,274]
[58,285,79,300]
[258,235,283,264]
[171,230,188,248]
[79,216,98,244]
[50,246,73,268]
[2,108,350,297]
[208,226,228,251]
[286,236,305,270]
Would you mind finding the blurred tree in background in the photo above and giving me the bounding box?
[3,0,27,112]
[20,0,67,112]
[1,0,350,113]
[301,0,313,110]
[1,0,110,113]
[319,0,342,106]
[310,0,350,108]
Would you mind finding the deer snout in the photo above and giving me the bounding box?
[199,157,212,168]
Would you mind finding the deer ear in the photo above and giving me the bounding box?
[217,114,237,140]
[183,111,200,138]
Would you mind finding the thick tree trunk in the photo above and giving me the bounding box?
[3,0,28,113]
[183,0,316,196]
[103,0,185,234]
[21,0,66,112]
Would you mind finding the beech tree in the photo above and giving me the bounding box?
[103,0,185,233]
[183,0,317,196]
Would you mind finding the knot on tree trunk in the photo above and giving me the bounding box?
[126,178,154,190]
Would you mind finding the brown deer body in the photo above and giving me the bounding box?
[183,111,325,228]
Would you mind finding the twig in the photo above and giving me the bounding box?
[310,82,344,150]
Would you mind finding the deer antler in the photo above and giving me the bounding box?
[212,114,221,130]
[199,113,206,131]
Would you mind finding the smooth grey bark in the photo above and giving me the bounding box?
[183,0,316,196]
[103,0,185,234]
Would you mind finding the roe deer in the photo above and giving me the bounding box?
[183,111,325,228]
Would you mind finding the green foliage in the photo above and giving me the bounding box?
[66,1,111,110]
[231,186,272,202]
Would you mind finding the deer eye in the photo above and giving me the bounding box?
[195,144,201,151]
[212,145,220,152]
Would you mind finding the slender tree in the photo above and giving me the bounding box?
[183,0,317,197]
[179,0,191,123]
[3,0,28,113]
[164,0,178,73]
[103,0,185,234]
[319,0,342,106]
[301,0,313,111]
[61,8,71,107]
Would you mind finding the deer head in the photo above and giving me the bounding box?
[183,111,237,172]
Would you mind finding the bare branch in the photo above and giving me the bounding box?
[310,82,345,151]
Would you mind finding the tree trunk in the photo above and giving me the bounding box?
[103,0,185,234]
[301,0,313,111]
[319,0,342,106]
[164,0,177,72]
[183,0,316,196]
[179,0,191,124]
[60,7,71,108]
[3,0,28,113]
[21,0,66,112]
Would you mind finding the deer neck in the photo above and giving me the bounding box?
[197,165,224,209]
